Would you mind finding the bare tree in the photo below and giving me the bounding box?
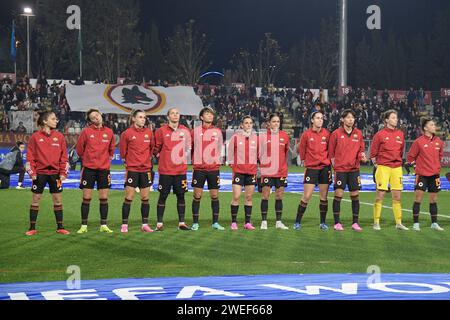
[231,33,286,87]
[165,20,211,85]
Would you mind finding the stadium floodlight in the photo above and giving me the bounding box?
[20,7,35,78]
[23,7,33,15]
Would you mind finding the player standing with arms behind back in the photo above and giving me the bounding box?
[258,113,290,230]
[370,110,409,231]
[153,108,192,231]
[328,109,367,232]
[76,109,115,234]
[25,111,70,236]
[407,118,445,231]
[228,116,258,231]
[294,111,332,231]
[119,110,155,233]
[191,107,225,231]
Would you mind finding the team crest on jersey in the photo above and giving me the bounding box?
[103,134,108,139]
[310,138,314,141]
[39,139,44,142]
[90,135,95,139]
[424,144,429,148]
[322,137,326,141]
[53,137,59,142]
[341,136,345,139]
[145,134,149,139]
[132,136,137,140]
[354,134,358,139]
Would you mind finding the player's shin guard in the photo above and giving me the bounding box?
[122,199,132,225]
[157,194,168,224]
[275,200,283,222]
[261,199,269,221]
[99,198,108,226]
[141,199,150,225]
[373,199,383,224]
[392,200,402,225]
[192,197,201,224]
[430,203,438,224]
[351,195,360,224]
[177,194,186,223]
[54,205,64,230]
[296,201,308,224]
[81,198,91,225]
[29,205,39,231]
[211,197,220,224]
[333,196,342,224]
[244,205,253,224]
[231,205,239,223]
[320,200,328,224]
[413,202,421,224]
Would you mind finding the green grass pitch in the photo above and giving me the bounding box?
[0,165,449,284]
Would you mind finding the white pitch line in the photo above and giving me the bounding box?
[310,194,450,219]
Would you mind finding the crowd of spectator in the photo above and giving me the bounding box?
[1,74,450,142]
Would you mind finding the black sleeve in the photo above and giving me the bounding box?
[16,151,24,168]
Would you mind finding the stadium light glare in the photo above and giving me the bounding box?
[23,7,33,15]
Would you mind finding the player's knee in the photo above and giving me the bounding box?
[194,193,202,200]
[376,191,385,201]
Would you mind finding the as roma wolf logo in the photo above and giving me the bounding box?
[122,86,154,105]
[104,84,166,114]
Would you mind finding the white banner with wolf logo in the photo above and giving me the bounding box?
[66,84,204,115]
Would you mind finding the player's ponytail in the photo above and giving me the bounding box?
[37,111,54,128]
[421,117,433,131]
[310,111,324,125]
[129,109,145,126]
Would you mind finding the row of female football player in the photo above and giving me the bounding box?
[24,107,444,236]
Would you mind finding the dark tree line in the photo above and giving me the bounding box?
[1,0,450,90]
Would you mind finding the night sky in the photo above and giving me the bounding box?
[140,0,449,70]
[1,0,449,70]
